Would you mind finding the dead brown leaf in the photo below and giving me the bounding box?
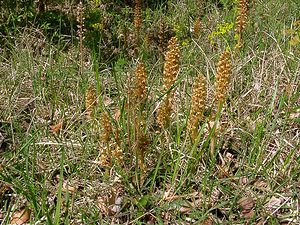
[62,181,77,193]
[97,188,122,216]
[113,108,121,121]
[266,196,282,211]
[50,121,63,134]
[10,208,31,225]
[103,96,113,107]
[202,217,214,225]
[242,209,255,219]
[238,196,255,211]
[238,196,255,220]
[289,109,300,119]
[239,176,249,185]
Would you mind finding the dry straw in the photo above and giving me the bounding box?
[157,37,180,128]
[188,75,206,141]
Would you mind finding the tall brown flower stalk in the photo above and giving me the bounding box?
[76,0,85,76]
[157,37,180,128]
[134,0,142,46]
[188,75,206,141]
[85,86,97,119]
[133,63,147,106]
[158,20,167,53]
[99,111,113,167]
[215,51,232,109]
[235,0,249,48]
[132,62,148,170]
[210,50,232,156]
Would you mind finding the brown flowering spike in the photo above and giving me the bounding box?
[163,37,180,91]
[157,37,180,128]
[158,20,167,52]
[99,153,110,167]
[235,0,249,48]
[236,0,249,33]
[157,94,172,128]
[193,18,201,37]
[133,0,142,48]
[188,75,206,140]
[100,111,112,143]
[112,146,123,164]
[215,51,232,105]
[136,133,150,170]
[85,86,97,118]
[134,0,142,31]
[133,62,147,105]
[76,1,85,76]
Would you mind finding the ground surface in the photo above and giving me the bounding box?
[0,0,299,224]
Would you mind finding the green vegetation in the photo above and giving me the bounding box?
[0,0,299,224]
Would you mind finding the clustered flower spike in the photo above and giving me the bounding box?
[215,51,232,104]
[163,37,180,91]
[134,0,142,30]
[188,75,206,140]
[236,0,249,34]
[157,37,180,128]
[100,111,112,143]
[158,20,167,52]
[85,86,97,119]
[157,95,172,128]
[133,62,147,105]
[76,1,85,39]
